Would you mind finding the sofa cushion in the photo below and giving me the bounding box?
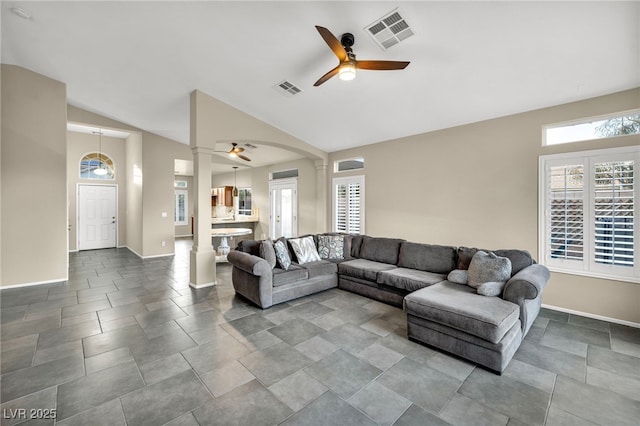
[359,237,404,265]
[274,239,292,270]
[404,281,520,344]
[338,259,397,281]
[259,240,277,269]
[289,236,321,264]
[398,242,457,274]
[468,251,511,289]
[317,235,345,260]
[477,281,506,297]
[299,260,338,278]
[447,269,468,285]
[350,235,367,258]
[377,268,447,292]
[458,247,534,276]
[272,265,308,287]
[238,239,261,256]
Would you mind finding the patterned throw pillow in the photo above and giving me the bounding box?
[317,235,344,260]
[273,239,292,270]
[288,236,321,264]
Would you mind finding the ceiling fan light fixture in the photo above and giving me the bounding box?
[339,62,356,81]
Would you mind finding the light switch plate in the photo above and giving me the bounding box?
[161,212,167,218]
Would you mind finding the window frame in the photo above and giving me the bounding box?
[333,175,365,235]
[539,145,639,283]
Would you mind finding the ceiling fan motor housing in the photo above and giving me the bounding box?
[341,33,355,48]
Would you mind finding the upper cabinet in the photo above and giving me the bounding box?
[211,186,234,207]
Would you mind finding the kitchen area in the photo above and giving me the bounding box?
[211,184,258,262]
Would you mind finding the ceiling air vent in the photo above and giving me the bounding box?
[365,9,414,51]
[273,80,303,97]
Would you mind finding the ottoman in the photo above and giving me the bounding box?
[404,281,523,373]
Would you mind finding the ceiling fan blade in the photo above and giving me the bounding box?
[237,154,251,162]
[233,147,245,153]
[313,65,340,87]
[315,26,347,62]
[355,60,410,70]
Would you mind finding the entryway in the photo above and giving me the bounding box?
[269,178,297,239]
[77,184,117,250]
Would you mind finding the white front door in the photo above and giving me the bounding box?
[78,184,117,250]
[269,179,297,240]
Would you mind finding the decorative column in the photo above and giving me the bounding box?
[189,90,217,288]
[315,159,328,233]
[190,147,216,288]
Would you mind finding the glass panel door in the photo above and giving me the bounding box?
[269,179,297,239]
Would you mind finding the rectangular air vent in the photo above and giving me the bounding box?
[365,9,414,50]
[273,80,303,97]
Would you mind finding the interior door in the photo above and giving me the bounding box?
[78,184,117,250]
[269,179,297,240]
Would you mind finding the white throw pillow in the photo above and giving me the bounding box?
[288,236,321,264]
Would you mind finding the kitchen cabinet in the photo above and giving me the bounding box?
[211,186,234,207]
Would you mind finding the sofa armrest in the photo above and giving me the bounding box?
[227,250,272,276]
[502,264,550,304]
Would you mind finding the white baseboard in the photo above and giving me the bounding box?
[542,304,640,329]
[1,277,68,290]
[122,246,174,259]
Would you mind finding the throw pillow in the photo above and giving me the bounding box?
[317,235,344,260]
[477,281,506,297]
[259,239,277,269]
[467,251,512,289]
[288,236,321,264]
[447,269,468,285]
[273,239,292,270]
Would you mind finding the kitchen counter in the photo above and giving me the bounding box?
[211,216,259,225]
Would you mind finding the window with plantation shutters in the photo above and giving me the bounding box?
[333,175,364,234]
[540,146,639,283]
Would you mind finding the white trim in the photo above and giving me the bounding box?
[1,277,68,289]
[542,304,640,329]
[175,234,194,238]
[123,246,175,259]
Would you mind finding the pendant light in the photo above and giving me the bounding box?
[93,129,108,176]
[232,166,239,197]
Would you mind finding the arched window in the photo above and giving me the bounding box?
[80,153,115,180]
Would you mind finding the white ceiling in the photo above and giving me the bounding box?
[3,1,639,156]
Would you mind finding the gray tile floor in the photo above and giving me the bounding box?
[1,239,639,425]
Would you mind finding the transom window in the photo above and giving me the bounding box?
[543,109,640,146]
[80,153,115,180]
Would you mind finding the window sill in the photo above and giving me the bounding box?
[544,265,640,284]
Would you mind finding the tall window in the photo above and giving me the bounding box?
[540,146,639,282]
[334,175,364,234]
[174,189,188,226]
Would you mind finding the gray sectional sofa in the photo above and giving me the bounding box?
[227,233,550,373]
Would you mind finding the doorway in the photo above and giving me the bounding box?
[78,184,117,250]
[269,179,297,239]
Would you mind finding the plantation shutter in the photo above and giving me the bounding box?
[540,147,639,282]
[333,176,364,234]
[593,160,634,267]
[547,164,584,262]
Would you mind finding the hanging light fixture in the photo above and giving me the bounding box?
[232,166,239,197]
[93,129,108,176]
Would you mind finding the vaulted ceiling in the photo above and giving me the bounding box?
[2,1,639,155]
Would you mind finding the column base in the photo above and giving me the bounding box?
[189,247,216,289]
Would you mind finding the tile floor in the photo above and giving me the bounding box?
[1,239,639,425]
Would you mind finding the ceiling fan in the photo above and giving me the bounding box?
[215,142,251,162]
[313,25,410,87]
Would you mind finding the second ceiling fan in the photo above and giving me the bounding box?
[215,142,251,162]
[313,25,410,86]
